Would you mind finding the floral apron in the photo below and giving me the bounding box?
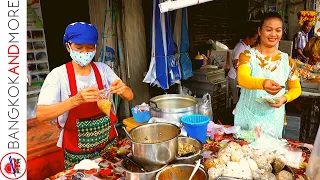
[61,62,117,169]
[234,49,290,138]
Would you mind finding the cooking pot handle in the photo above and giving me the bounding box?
[149,100,158,108]
[149,101,162,111]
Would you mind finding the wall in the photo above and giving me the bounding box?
[122,0,150,106]
[88,0,107,61]
[188,0,249,58]
[41,0,91,70]
[142,0,249,97]
[288,1,305,40]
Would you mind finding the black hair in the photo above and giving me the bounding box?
[302,20,311,29]
[241,22,258,39]
[246,26,258,39]
[259,11,283,28]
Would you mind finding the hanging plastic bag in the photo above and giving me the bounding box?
[306,125,320,179]
[97,89,112,116]
[198,93,213,120]
[27,101,37,119]
[180,86,193,96]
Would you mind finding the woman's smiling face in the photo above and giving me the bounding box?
[258,17,283,48]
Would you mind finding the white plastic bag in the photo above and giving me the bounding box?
[306,125,320,179]
[27,101,37,119]
[249,127,286,152]
[198,93,213,120]
[180,86,193,96]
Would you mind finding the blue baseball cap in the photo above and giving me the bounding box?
[63,22,99,48]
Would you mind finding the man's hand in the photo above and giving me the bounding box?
[263,79,282,95]
[72,87,99,106]
[110,80,128,95]
[268,96,287,108]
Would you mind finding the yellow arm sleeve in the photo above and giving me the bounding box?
[284,79,301,102]
[237,50,266,89]
[284,57,301,102]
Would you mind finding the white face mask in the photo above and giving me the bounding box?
[68,44,96,66]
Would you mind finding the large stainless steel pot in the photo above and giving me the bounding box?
[149,94,198,123]
[129,123,181,166]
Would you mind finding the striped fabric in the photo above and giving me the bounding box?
[293,31,308,59]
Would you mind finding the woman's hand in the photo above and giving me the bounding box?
[73,87,99,106]
[268,96,287,108]
[263,79,282,95]
[110,80,128,95]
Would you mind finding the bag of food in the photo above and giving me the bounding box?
[198,93,213,120]
[276,170,294,180]
[273,156,287,174]
[306,125,320,179]
[97,89,112,116]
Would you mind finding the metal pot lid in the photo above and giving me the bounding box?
[149,94,197,110]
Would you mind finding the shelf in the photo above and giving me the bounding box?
[27,60,48,64]
[27,85,42,96]
[31,70,50,75]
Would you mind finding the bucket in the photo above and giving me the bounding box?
[181,114,210,143]
[131,108,151,123]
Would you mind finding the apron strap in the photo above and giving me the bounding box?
[90,62,104,90]
[66,62,105,97]
[66,62,78,97]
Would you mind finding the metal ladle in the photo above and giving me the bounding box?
[123,154,147,172]
[122,126,132,140]
[189,159,201,180]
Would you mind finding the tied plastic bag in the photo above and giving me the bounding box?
[198,93,213,120]
[180,86,193,96]
[210,123,241,142]
[249,126,287,152]
[306,125,320,179]
[97,89,112,116]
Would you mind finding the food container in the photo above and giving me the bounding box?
[131,107,151,123]
[155,164,208,180]
[149,94,198,124]
[175,137,202,164]
[193,68,225,83]
[121,156,167,180]
[130,123,181,166]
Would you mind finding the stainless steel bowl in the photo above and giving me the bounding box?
[130,123,181,166]
[175,136,202,164]
[155,164,208,180]
[121,157,167,180]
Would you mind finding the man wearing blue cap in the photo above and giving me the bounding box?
[36,22,134,169]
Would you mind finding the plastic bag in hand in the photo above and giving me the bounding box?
[97,89,112,116]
